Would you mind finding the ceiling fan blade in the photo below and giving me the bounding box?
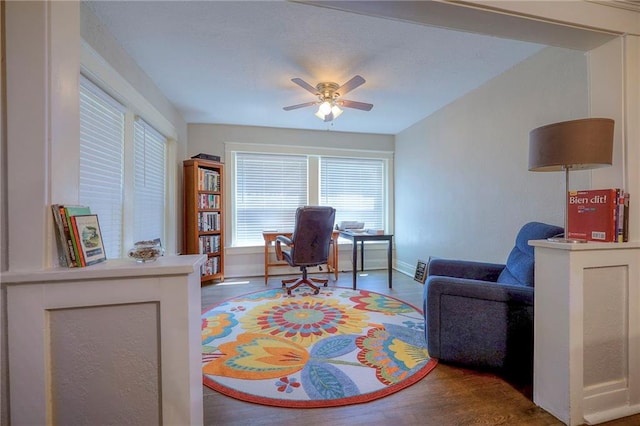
[291,78,319,95]
[283,101,317,111]
[337,75,365,95]
[340,99,373,111]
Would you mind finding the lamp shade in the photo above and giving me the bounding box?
[528,118,614,171]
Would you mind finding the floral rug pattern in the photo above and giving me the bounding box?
[202,286,437,407]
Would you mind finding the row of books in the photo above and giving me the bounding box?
[51,204,107,267]
[567,188,630,242]
[198,168,220,192]
[201,256,220,277]
[199,235,221,254]
[198,211,221,232]
[198,193,221,209]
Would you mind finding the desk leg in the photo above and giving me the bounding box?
[387,238,392,288]
[264,243,269,285]
[351,240,357,290]
[332,238,339,280]
[360,241,364,271]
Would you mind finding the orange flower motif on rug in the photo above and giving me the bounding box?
[239,296,371,347]
[204,333,309,380]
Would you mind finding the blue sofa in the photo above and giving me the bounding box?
[423,222,563,381]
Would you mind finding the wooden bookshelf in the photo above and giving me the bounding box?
[183,158,224,283]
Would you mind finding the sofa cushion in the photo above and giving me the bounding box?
[497,222,564,287]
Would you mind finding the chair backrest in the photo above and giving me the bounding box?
[290,206,336,266]
[497,221,564,287]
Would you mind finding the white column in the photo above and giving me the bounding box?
[531,240,640,425]
[5,0,81,271]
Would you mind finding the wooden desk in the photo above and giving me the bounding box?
[262,231,340,284]
[339,231,393,289]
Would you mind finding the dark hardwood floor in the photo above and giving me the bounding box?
[201,270,640,426]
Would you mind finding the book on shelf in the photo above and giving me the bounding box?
[199,235,221,254]
[567,188,629,242]
[70,214,107,266]
[198,194,220,209]
[51,204,89,267]
[191,153,221,162]
[64,205,92,263]
[51,204,73,267]
[622,192,630,242]
[201,256,220,276]
[198,211,220,231]
[198,168,220,191]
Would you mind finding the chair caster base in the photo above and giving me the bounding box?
[281,276,325,295]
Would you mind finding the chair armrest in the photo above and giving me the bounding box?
[275,235,293,261]
[423,276,534,371]
[424,276,534,306]
[427,258,505,282]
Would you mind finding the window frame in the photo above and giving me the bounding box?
[225,142,394,247]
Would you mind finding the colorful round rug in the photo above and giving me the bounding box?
[202,286,437,408]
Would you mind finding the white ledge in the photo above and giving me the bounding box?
[529,239,640,251]
[0,255,206,284]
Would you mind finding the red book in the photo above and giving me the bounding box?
[567,189,618,242]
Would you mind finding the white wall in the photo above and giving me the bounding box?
[394,47,589,271]
[188,123,393,162]
[80,4,187,146]
[188,124,394,278]
[589,38,625,190]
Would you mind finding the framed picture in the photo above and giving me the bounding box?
[414,259,428,284]
[71,214,107,266]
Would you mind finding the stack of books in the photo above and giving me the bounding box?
[51,204,107,267]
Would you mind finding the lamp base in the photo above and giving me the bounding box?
[547,237,588,244]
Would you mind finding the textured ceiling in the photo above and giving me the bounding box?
[84,1,548,135]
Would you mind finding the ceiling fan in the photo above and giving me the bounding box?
[283,75,373,122]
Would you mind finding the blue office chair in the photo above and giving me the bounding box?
[423,221,563,382]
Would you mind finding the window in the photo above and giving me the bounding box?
[320,157,384,230]
[234,153,307,245]
[133,118,166,242]
[231,149,389,246]
[79,75,167,258]
[79,76,125,258]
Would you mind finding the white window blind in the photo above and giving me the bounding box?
[133,118,166,243]
[79,76,125,259]
[320,157,385,230]
[235,153,307,246]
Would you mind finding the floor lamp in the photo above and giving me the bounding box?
[528,118,614,243]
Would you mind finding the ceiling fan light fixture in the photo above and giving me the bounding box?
[318,101,332,116]
[285,75,372,123]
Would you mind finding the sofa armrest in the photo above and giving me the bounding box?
[425,276,534,305]
[423,276,534,373]
[427,258,505,282]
